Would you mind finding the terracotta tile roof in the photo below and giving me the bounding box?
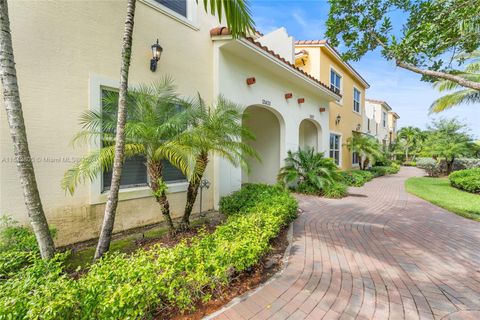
[210,28,340,98]
[295,39,370,89]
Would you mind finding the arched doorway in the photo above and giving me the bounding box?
[299,119,320,151]
[242,105,283,185]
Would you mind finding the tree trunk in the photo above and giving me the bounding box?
[147,160,175,232]
[180,152,209,230]
[405,146,409,162]
[94,0,136,260]
[396,60,480,91]
[0,0,55,259]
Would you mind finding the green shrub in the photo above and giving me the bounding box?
[339,170,374,187]
[322,182,348,198]
[403,161,417,166]
[449,168,480,193]
[416,157,440,177]
[368,165,399,177]
[0,185,297,319]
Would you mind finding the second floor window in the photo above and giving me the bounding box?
[154,0,187,17]
[330,69,341,94]
[353,88,361,113]
[383,111,387,127]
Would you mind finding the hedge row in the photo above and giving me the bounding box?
[0,184,297,319]
[339,164,399,188]
[449,168,480,194]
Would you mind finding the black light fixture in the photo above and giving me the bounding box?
[335,114,341,125]
[356,123,361,131]
[150,39,163,72]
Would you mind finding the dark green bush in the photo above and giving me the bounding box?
[322,182,348,198]
[403,161,417,167]
[449,168,480,193]
[0,185,297,319]
[369,164,399,177]
[339,170,374,187]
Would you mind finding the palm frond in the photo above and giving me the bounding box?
[430,89,480,113]
[201,0,255,37]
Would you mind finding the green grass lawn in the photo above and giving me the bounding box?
[405,177,480,221]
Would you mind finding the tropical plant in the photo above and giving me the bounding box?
[326,0,480,90]
[177,95,257,229]
[278,148,339,194]
[347,133,383,170]
[0,0,55,259]
[423,118,473,173]
[449,168,480,193]
[98,0,255,260]
[62,80,197,235]
[430,51,480,113]
[322,182,348,198]
[397,126,423,161]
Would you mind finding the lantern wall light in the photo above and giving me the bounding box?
[335,114,341,125]
[150,39,163,72]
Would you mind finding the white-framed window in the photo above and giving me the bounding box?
[100,88,186,192]
[330,69,342,94]
[382,111,387,128]
[141,0,199,29]
[353,88,361,113]
[367,118,370,132]
[352,151,360,164]
[329,133,341,165]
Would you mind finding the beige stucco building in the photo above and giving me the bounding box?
[364,99,400,148]
[0,1,340,245]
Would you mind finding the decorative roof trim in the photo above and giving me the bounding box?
[210,27,341,99]
[295,40,370,89]
[366,98,392,111]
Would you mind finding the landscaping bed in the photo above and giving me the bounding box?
[0,184,297,319]
[405,177,480,221]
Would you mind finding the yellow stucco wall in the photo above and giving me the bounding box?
[0,1,218,246]
[295,45,367,169]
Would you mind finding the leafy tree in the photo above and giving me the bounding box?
[396,126,423,161]
[62,80,197,233]
[423,118,473,173]
[278,148,339,194]
[0,0,55,259]
[431,51,480,112]
[347,133,383,170]
[178,95,257,229]
[326,0,480,90]
[96,0,255,260]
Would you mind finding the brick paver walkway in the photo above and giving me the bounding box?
[210,167,480,320]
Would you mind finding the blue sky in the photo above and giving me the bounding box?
[250,0,480,138]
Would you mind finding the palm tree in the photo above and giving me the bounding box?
[62,80,196,236]
[96,0,255,260]
[0,0,55,259]
[278,148,339,194]
[178,96,257,229]
[430,51,480,113]
[347,133,383,170]
[397,126,422,161]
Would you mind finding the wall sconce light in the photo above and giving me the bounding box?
[285,93,293,99]
[319,107,326,113]
[335,114,341,125]
[356,123,361,131]
[246,77,256,85]
[150,39,163,72]
[298,98,305,104]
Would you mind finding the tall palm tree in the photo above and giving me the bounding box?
[278,148,339,194]
[347,133,383,170]
[430,51,480,113]
[97,0,255,260]
[0,0,55,259]
[178,95,257,229]
[62,80,196,236]
[397,126,422,161]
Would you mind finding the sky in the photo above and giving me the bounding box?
[250,0,480,139]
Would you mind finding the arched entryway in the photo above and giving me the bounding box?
[299,119,321,151]
[242,105,283,185]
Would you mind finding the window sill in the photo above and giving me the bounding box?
[139,0,199,31]
[90,181,189,205]
[353,110,362,116]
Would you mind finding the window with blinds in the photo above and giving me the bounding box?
[101,89,186,191]
[154,0,187,17]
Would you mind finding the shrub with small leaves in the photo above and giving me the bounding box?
[322,182,348,198]
[338,170,374,187]
[416,158,440,177]
[449,168,480,193]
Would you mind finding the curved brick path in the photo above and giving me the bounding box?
[210,167,480,320]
